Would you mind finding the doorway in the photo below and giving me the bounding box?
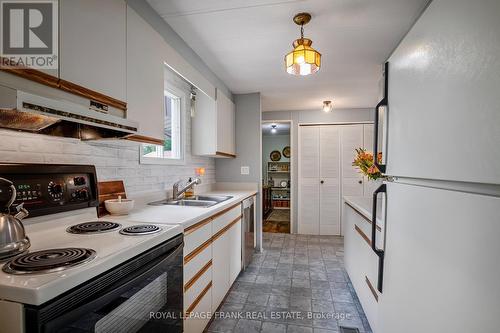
[262,121,291,233]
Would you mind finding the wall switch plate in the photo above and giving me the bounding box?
[241,166,250,175]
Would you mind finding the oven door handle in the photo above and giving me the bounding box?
[43,241,183,332]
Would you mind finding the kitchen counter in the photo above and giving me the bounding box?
[343,195,385,228]
[105,190,257,230]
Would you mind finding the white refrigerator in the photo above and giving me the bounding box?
[372,0,500,332]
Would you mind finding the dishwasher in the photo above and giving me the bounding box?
[241,196,255,269]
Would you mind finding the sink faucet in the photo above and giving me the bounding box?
[172,178,202,200]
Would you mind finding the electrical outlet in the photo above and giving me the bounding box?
[241,166,250,175]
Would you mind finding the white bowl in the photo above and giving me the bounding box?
[104,198,134,216]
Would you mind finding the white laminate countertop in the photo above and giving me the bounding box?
[104,190,257,229]
[343,196,385,227]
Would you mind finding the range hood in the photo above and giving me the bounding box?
[0,85,138,140]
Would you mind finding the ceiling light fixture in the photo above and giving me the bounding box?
[323,100,333,112]
[271,124,277,134]
[285,12,321,76]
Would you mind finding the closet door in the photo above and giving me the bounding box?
[298,127,320,234]
[341,125,364,197]
[319,126,341,235]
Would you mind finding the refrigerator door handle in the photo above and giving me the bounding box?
[373,62,388,174]
[372,183,386,293]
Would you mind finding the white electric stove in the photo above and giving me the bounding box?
[0,164,184,333]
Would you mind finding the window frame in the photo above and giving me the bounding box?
[139,85,186,166]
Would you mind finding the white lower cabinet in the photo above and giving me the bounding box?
[182,203,243,333]
[344,202,380,333]
[184,284,212,333]
[211,232,230,311]
[228,220,242,285]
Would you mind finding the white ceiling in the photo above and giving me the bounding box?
[147,0,429,111]
[262,122,291,135]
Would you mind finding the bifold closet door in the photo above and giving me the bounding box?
[298,126,320,234]
[341,125,364,197]
[319,126,341,235]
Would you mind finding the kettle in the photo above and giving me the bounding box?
[0,177,30,260]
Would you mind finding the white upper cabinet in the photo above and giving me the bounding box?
[59,0,126,102]
[125,6,165,143]
[192,89,236,158]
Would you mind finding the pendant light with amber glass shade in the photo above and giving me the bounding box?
[285,13,321,76]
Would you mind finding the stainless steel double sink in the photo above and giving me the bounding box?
[148,195,233,208]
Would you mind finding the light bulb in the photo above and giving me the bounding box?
[299,63,312,76]
[322,100,333,112]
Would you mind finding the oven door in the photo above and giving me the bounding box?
[25,234,183,333]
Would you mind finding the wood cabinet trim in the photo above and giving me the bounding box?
[0,58,127,111]
[184,216,212,236]
[184,238,212,265]
[124,134,164,145]
[355,224,372,247]
[210,202,241,220]
[215,151,236,158]
[0,58,59,88]
[345,201,382,231]
[185,281,212,314]
[59,79,127,110]
[184,260,212,292]
[365,275,379,302]
[212,216,242,242]
[184,202,241,236]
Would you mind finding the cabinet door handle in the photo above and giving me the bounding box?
[372,183,386,293]
[358,180,363,184]
[373,62,388,174]
[320,180,324,184]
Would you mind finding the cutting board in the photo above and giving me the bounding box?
[97,180,126,217]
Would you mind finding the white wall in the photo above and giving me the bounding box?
[262,134,290,183]
[263,108,374,233]
[0,69,215,196]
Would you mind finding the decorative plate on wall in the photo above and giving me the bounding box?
[270,150,282,161]
[282,146,291,158]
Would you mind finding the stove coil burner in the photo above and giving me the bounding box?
[67,221,121,234]
[2,248,96,274]
[119,225,162,236]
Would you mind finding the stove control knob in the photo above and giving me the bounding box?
[73,177,86,186]
[77,189,89,200]
[48,181,64,201]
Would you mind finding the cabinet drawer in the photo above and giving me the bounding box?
[212,204,241,235]
[184,220,212,257]
[184,263,212,312]
[184,282,212,333]
[184,243,212,284]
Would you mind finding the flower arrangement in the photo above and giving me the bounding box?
[352,148,383,180]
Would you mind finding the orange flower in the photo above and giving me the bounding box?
[367,165,379,174]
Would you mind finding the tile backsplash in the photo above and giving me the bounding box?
[0,129,215,195]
